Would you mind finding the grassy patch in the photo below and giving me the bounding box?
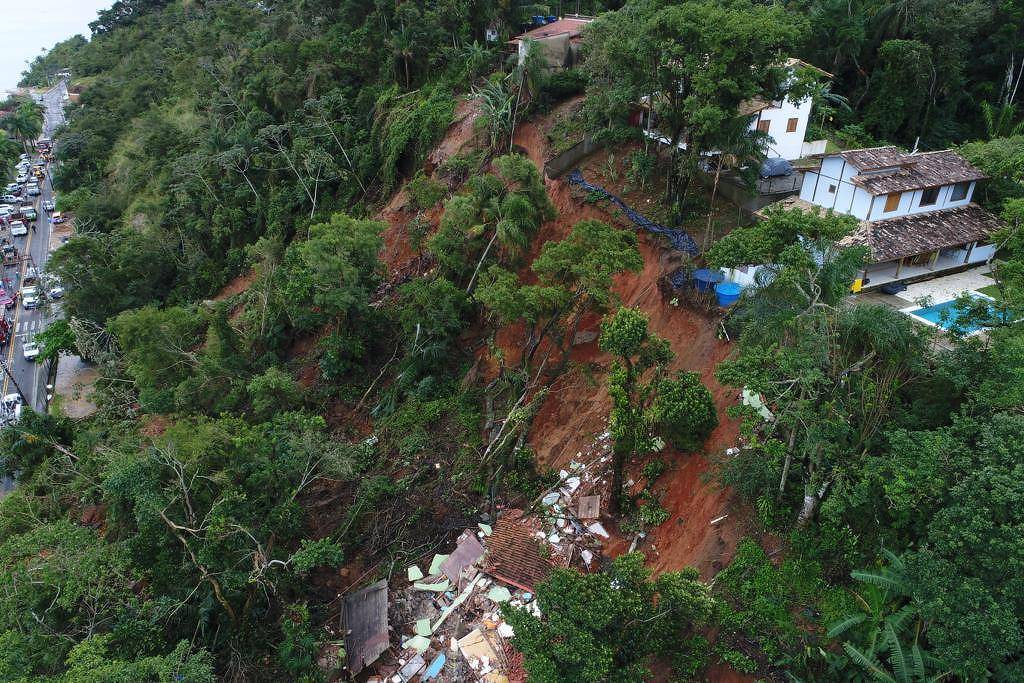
[546,108,586,156]
[977,284,1002,299]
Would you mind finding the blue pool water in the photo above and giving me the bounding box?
[907,295,995,333]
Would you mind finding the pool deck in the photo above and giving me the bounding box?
[854,266,998,344]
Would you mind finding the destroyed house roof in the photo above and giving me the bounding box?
[484,511,558,592]
[838,203,1004,262]
[342,579,389,675]
[440,530,485,588]
[837,147,987,195]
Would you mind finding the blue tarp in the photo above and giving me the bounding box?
[565,170,699,256]
[760,157,793,178]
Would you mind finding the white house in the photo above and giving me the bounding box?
[639,59,826,162]
[791,146,1001,289]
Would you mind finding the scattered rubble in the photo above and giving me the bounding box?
[340,431,618,681]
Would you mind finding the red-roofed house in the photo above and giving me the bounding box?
[508,15,595,71]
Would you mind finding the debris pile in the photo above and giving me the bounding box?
[345,430,618,681]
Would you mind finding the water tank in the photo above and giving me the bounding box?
[715,281,742,307]
[692,268,724,293]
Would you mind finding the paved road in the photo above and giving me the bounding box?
[0,81,66,495]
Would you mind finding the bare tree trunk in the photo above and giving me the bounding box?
[466,230,500,294]
[797,481,830,526]
[703,158,722,251]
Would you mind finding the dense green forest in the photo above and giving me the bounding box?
[3,0,1024,680]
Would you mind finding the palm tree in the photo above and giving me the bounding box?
[390,26,416,88]
[466,191,536,293]
[808,79,852,132]
[473,77,516,151]
[980,101,1024,139]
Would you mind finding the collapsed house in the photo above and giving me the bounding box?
[341,430,616,682]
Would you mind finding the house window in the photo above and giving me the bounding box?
[920,187,940,206]
[828,184,837,193]
[950,181,970,201]
[757,120,770,133]
[786,118,798,133]
[884,192,901,212]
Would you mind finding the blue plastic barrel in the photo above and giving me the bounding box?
[692,268,724,292]
[715,281,742,307]
[547,15,558,23]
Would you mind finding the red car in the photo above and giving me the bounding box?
[0,289,14,309]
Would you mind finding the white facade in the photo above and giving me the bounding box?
[799,155,978,221]
[752,94,814,161]
[640,65,819,162]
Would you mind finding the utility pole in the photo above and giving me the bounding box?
[0,357,27,404]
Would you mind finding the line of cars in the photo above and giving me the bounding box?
[1,152,65,367]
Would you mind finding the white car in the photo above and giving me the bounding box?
[41,200,54,212]
[9,221,27,237]
[22,339,39,362]
[15,175,28,184]
[26,185,40,197]
[21,286,39,309]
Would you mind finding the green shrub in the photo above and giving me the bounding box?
[541,69,587,100]
[407,171,446,210]
[642,458,667,484]
[655,371,718,451]
[638,498,670,527]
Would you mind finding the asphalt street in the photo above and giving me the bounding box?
[0,81,66,495]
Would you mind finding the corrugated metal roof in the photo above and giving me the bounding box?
[439,530,484,589]
[484,510,559,592]
[343,579,389,675]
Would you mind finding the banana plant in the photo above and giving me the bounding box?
[825,549,952,682]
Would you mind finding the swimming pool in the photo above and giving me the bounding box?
[904,294,998,334]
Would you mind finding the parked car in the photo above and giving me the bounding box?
[4,184,19,194]
[24,265,38,283]
[26,185,40,197]
[0,289,14,309]
[47,284,64,299]
[51,212,65,224]
[21,286,39,309]
[22,208,36,221]
[1,195,18,204]
[9,221,27,237]
[41,200,54,212]
[22,339,39,362]
[14,175,27,184]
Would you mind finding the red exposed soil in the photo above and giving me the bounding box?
[507,114,748,580]
[213,268,257,301]
[507,107,755,682]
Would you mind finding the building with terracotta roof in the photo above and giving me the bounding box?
[508,15,595,71]
[791,146,1003,289]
